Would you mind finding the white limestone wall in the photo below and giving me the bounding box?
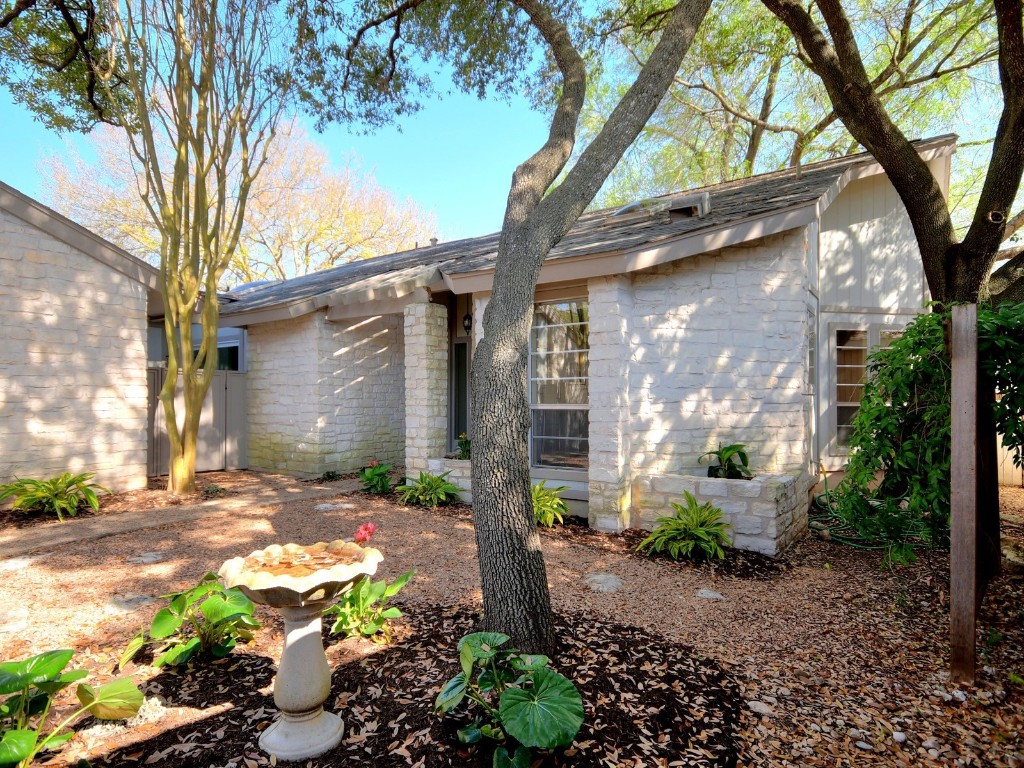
[627,229,813,479]
[404,302,448,475]
[0,208,149,491]
[588,276,635,531]
[247,311,405,476]
[246,314,323,475]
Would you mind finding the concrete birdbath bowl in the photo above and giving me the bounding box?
[219,540,383,762]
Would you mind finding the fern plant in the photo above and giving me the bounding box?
[0,472,108,521]
[532,481,569,527]
[636,492,731,561]
[395,471,462,507]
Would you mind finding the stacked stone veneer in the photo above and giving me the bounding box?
[404,302,448,475]
[0,207,149,491]
[426,458,472,502]
[586,228,815,552]
[246,311,405,476]
[632,472,809,556]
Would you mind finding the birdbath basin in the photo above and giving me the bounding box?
[219,540,383,762]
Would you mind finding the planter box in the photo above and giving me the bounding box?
[630,472,810,557]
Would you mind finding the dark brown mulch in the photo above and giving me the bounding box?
[81,606,740,768]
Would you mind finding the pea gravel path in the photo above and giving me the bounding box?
[0,472,1021,767]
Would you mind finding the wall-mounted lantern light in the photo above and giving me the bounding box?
[462,312,473,335]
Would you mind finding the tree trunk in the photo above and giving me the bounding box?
[471,219,555,653]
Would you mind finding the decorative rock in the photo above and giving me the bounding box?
[952,690,967,702]
[0,556,41,573]
[696,588,727,601]
[848,728,865,739]
[314,503,354,512]
[127,551,166,564]
[892,731,907,744]
[107,594,157,614]
[0,606,29,634]
[584,573,624,593]
[747,700,774,716]
[856,741,873,751]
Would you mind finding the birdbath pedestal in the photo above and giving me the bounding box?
[219,541,383,762]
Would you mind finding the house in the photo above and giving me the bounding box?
[219,135,954,555]
[0,181,160,491]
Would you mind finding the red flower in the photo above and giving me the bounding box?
[368,459,380,467]
[354,522,377,545]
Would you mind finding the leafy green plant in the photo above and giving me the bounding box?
[833,303,1024,548]
[120,573,260,668]
[324,569,414,642]
[635,491,731,561]
[434,632,584,767]
[396,471,462,507]
[0,472,108,522]
[202,484,229,498]
[358,462,393,494]
[0,649,143,768]
[698,444,752,479]
[532,481,568,527]
[317,470,343,482]
[457,433,472,460]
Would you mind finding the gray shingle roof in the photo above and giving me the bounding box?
[220,136,953,319]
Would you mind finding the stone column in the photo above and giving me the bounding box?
[404,301,449,475]
[587,276,634,530]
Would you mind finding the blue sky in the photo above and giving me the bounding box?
[0,87,552,241]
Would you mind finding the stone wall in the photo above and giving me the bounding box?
[0,207,149,490]
[587,276,634,531]
[247,311,405,476]
[404,302,448,475]
[631,472,809,556]
[625,228,813,480]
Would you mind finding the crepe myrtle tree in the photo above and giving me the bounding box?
[289,0,712,654]
[94,0,291,494]
[759,0,1024,306]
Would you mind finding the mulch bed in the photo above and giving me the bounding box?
[69,607,740,768]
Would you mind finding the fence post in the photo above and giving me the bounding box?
[950,304,978,684]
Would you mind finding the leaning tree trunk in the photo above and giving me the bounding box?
[471,228,555,654]
[467,0,712,655]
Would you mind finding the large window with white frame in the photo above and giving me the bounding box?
[832,324,903,451]
[530,300,589,470]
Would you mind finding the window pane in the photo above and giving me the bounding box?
[531,324,589,355]
[533,301,589,327]
[531,409,589,469]
[531,350,589,379]
[531,378,589,405]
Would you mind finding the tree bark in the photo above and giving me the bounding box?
[470,0,711,654]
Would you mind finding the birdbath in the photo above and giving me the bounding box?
[219,540,383,762]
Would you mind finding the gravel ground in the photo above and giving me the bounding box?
[1,474,1022,767]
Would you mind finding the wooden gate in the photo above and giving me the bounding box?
[147,368,248,477]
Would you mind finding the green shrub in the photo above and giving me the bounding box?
[532,481,568,527]
[635,491,731,561]
[317,470,343,482]
[396,471,462,507]
[832,303,1024,546]
[0,649,143,768]
[120,573,261,668]
[324,569,414,643]
[434,631,584,766]
[358,462,393,494]
[698,444,752,479]
[0,472,108,522]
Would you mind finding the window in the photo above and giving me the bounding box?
[833,326,902,449]
[530,300,589,469]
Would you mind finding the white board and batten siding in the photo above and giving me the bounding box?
[815,164,946,469]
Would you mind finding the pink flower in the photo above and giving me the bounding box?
[354,522,377,545]
[368,459,380,467]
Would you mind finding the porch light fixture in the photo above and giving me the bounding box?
[462,312,472,335]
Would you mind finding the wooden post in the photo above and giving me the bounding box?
[950,304,978,684]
